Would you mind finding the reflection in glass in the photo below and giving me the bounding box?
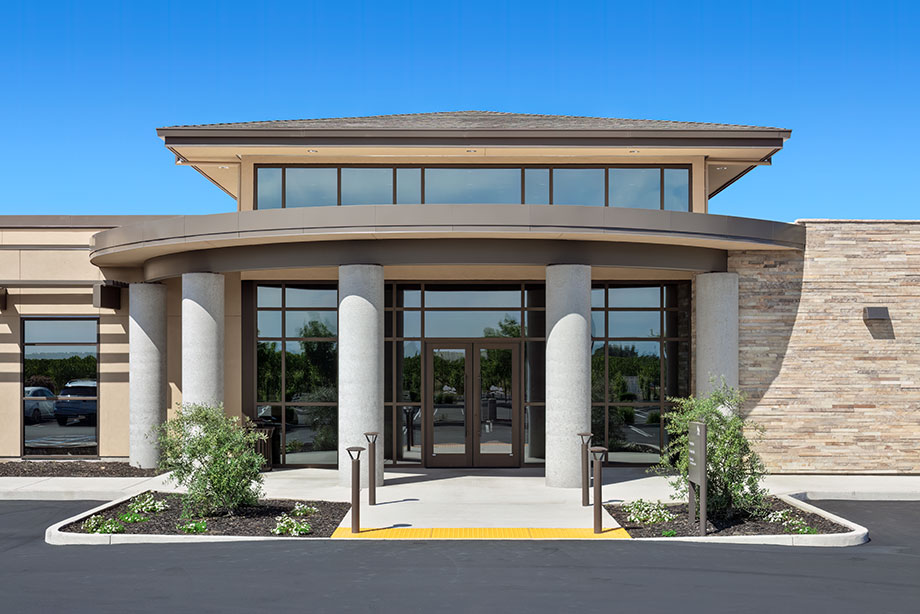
[257,168,282,210]
[284,406,338,465]
[524,311,545,337]
[396,311,421,338]
[257,311,282,338]
[286,287,337,309]
[608,342,660,402]
[285,168,337,207]
[524,168,549,204]
[590,406,606,453]
[525,342,545,402]
[256,341,282,402]
[397,405,422,462]
[285,311,337,338]
[607,406,661,464]
[664,341,691,398]
[609,311,660,338]
[591,311,605,338]
[524,285,545,309]
[23,331,98,456]
[425,311,521,338]
[396,168,421,204]
[341,168,393,205]
[609,286,660,308]
[663,169,690,211]
[610,168,660,210]
[552,168,605,206]
[285,341,337,402]
[425,287,521,308]
[479,348,513,455]
[398,287,421,308]
[591,342,605,402]
[524,405,546,462]
[591,287,606,308]
[398,342,421,402]
[424,168,521,204]
[432,349,467,455]
[24,320,97,344]
[257,285,282,308]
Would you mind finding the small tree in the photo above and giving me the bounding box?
[653,383,768,518]
[157,403,265,517]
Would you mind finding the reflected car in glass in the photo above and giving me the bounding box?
[53,380,97,426]
[24,387,55,424]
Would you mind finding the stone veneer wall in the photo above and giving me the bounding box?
[729,221,920,473]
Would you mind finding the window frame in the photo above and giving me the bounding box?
[254,164,692,211]
[21,316,100,458]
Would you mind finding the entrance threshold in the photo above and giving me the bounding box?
[331,527,630,539]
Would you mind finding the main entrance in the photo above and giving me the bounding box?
[424,341,521,467]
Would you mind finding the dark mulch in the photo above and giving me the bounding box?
[61,492,351,538]
[0,461,161,478]
[606,496,850,538]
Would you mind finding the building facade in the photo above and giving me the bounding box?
[1,112,916,485]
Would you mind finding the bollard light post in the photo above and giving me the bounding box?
[347,446,365,534]
[578,432,592,507]
[590,446,608,534]
[364,432,379,506]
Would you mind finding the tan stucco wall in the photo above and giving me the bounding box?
[730,221,920,473]
[0,228,131,458]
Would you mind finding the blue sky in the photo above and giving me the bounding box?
[1,1,917,222]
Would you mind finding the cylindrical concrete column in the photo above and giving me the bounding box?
[129,283,167,468]
[545,264,592,488]
[338,265,384,487]
[695,272,739,396]
[182,272,225,407]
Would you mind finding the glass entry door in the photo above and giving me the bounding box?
[424,341,520,468]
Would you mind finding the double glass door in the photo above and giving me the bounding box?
[424,341,521,467]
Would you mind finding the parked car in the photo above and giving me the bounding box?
[53,380,97,426]
[24,387,55,424]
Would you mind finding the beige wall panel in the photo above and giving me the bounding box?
[16,288,99,316]
[2,230,96,246]
[166,277,182,418]
[691,156,707,213]
[0,251,20,279]
[98,314,129,457]
[239,162,254,211]
[19,250,100,282]
[0,315,21,457]
[732,222,920,473]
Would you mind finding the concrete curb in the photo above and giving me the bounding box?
[632,493,868,547]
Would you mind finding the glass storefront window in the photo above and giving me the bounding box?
[256,284,338,466]
[341,168,393,205]
[424,168,521,204]
[425,311,521,338]
[396,168,421,204]
[663,168,690,211]
[552,168,605,206]
[22,319,98,456]
[524,169,549,204]
[256,168,282,210]
[285,168,337,208]
[610,168,660,210]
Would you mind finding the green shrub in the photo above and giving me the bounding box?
[618,407,635,425]
[646,410,660,425]
[127,492,169,515]
[118,511,148,524]
[652,382,768,518]
[177,519,207,534]
[291,503,318,517]
[661,529,677,537]
[157,403,266,517]
[766,509,818,534]
[621,499,676,524]
[82,514,125,534]
[271,513,312,536]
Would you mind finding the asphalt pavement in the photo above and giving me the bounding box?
[0,499,918,614]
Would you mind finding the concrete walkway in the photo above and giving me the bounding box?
[2,468,919,533]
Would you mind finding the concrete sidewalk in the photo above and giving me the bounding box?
[0,474,174,501]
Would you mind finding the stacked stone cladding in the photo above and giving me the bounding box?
[728,221,920,473]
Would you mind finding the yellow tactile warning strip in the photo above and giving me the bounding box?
[331,527,631,539]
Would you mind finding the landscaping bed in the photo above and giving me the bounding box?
[606,496,850,538]
[0,461,161,478]
[61,492,350,538]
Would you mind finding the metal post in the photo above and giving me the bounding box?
[689,482,696,525]
[699,474,707,537]
[346,446,365,534]
[578,432,591,507]
[364,432,379,506]
[590,446,607,534]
